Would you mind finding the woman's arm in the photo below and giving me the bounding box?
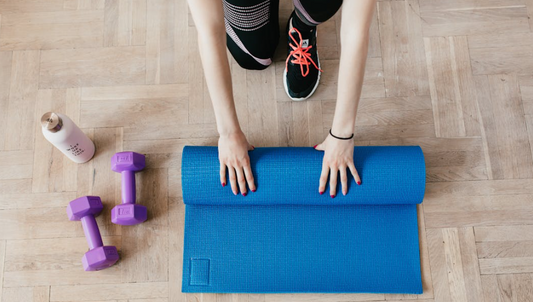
[187,0,256,195]
[315,0,377,197]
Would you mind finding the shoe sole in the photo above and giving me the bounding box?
[283,31,321,102]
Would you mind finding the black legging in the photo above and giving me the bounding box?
[223,0,343,70]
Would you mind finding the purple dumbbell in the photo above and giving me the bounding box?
[111,151,147,225]
[67,196,119,271]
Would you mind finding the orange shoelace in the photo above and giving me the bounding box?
[285,27,323,77]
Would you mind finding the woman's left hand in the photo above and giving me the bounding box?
[314,135,361,197]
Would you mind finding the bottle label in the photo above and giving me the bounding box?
[66,143,85,157]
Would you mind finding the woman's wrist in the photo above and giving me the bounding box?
[216,113,243,137]
[330,121,355,138]
[218,125,243,138]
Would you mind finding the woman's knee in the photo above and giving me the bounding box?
[226,36,274,70]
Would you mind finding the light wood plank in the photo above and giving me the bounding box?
[32,89,69,193]
[424,36,480,138]
[481,274,500,302]
[417,204,434,299]
[480,257,533,275]
[231,58,249,135]
[307,100,325,145]
[514,274,533,302]
[0,192,77,210]
[317,17,339,60]
[0,240,5,302]
[305,58,385,102]
[0,51,12,150]
[471,46,533,75]
[75,128,95,197]
[475,225,533,242]
[441,228,469,301]
[276,100,293,147]
[121,168,168,282]
[5,50,40,150]
[91,127,123,236]
[0,0,64,13]
[169,197,186,302]
[290,101,309,146]
[475,74,533,179]
[377,0,429,97]
[482,274,533,302]
[64,0,105,10]
[79,84,188,128]
[264,293,385,302]
[187,26,208,124]
[145,0,187,85]
[104,0,146,47]
[421,3,530,36]
[2,286,49,302]
[4,237,120,276]
[0,206,119,241]
[425,181,533,227]
[478,241,533,259]
[0,179,31,194]
[50,282,168,301]
[3,238,121,287]
[40,47,146,88]
[520,75,533,115]
[0,10,104,50]
[246,68,278,147]
[62,88,82,192]
[468,32,533,50]
[496,274,515,302]
[458,228,484,301]
[427,229,453,301]
[0,150,32,180]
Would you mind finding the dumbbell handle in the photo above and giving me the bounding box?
[121,170,136,204]
[81,215,104,250]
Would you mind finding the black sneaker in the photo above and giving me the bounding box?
[284,14,322,101]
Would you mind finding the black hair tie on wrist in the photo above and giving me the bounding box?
[329,129,354,140]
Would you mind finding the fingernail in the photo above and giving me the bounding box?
[319,191,324,195]
[357,181,362,185]
[313,145,317,149]
[343,191,347,196]
[242,192,247,196]
[222,182,226,187]
[252,189,256,192]
[331,194,335,198]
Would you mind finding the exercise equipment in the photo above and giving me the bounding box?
[67,196,119,271]
[181,146,426,293]
[111,151,147,225]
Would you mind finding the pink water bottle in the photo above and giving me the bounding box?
[41,112,95,163]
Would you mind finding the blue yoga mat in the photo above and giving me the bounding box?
[181,146,425,294]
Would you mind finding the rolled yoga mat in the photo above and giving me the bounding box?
[181,146,426,294]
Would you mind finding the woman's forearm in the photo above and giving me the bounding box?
[197,33,241,136]
[332,0,376,137]
[188,0,241,136]
[332,36,369,137]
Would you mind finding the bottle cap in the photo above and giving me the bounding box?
[41,112,63,133]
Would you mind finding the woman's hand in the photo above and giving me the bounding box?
[219,131,256,196]
[315,135,361,197]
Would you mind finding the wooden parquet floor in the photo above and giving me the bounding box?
[0,0,533,301]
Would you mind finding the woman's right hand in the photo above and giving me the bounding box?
[219,131,255,196]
